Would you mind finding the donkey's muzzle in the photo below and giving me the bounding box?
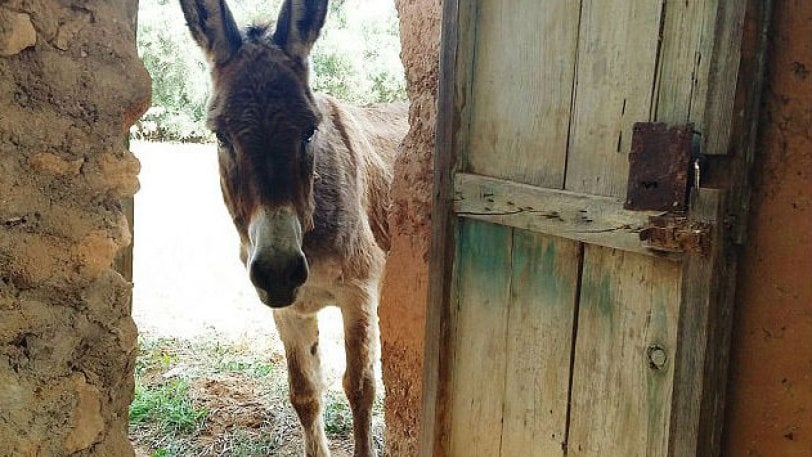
[249,253,309,307]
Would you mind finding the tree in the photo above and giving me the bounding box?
[133,0,406,142]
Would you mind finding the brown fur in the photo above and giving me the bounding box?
[179,1,407,456]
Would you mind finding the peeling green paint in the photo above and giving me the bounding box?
[508,231,581,313]
[459,219,513,280]
[582,272,614,322]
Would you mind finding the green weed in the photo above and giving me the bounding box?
[323,392,353,438]
[216,358,274,377]
[151,448,171,457]
[134,338,179,377]
[129,379,208,434]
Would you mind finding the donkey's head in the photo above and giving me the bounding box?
[180,0,329,307]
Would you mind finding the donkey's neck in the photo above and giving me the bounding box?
[301,95,378,258]
[302,94,407,258]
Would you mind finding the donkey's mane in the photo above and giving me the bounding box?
[244,23,272,41]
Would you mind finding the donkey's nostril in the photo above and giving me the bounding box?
[248,260,271,289]
[288,255,308,286]
[249,254,308,291]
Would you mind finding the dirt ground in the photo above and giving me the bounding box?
[129,141,383,456]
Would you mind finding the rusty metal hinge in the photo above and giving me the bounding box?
[639,214,711,255]
[625,122,696,212]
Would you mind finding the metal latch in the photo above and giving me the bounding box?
[639,214,711,255]
[623,122,714,254]
[625,122,694,211]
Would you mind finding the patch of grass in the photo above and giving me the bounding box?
[141,442,189,457]
[214,353,275,378]
[134,338,180,377]
[130,379,208,435]
[323,391,353,438]
[150,448,173,457]
[197,341,273,377]
[130,334,385,455]
[226,427,282,457]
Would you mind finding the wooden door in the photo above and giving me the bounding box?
[420,1,770,456]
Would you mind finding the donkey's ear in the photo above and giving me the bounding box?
[179,0,242,65]
[272,0,329,61]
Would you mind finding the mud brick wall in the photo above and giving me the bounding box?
[379,0,440,455]
[724,0,812,454]
[0,0,150,455]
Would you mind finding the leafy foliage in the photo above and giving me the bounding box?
[134,0,406,142]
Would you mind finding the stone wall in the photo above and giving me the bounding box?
[0,0,150,455]
[723,0,812,454]
[380,0,440,455]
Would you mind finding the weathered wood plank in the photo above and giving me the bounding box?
[668,188,734,456]
[454,173,673,257]
[687,4,774,449]
[419,0,473,454]
[500,233,580,457]
[719,0,772,244]
[653,0,715,124]
[448,219,512,457]
[653,0,746,157]
[466,0,580,188]
[564,0,664,198]
[567,246,681,457]
[698,0,746,156]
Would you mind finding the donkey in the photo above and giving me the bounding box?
[178,1,408,455]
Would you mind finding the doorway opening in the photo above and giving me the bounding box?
[128,1,406,455]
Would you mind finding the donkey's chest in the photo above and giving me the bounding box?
[288,257,344,314]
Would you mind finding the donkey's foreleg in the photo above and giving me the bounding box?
[340,286,380,457]
[274,310,330,457]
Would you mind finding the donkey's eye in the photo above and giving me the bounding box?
[302,124,316,144]
[215,131,230,146]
